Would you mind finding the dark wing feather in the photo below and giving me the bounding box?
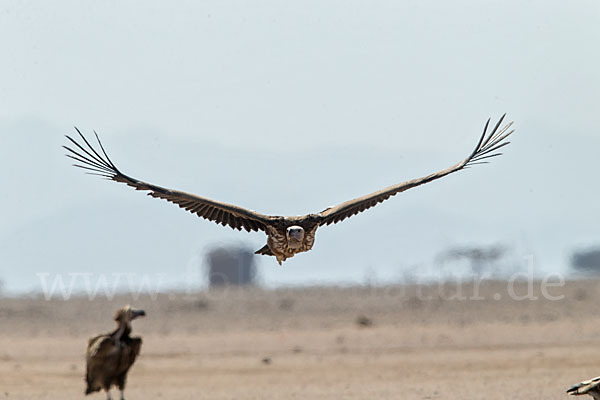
[319,114,514,226]
[118,337,142,375]
[64,129,273,232]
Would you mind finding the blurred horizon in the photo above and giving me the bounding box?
[1,1,599,294]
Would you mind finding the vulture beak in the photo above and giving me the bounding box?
[132,309,146,319]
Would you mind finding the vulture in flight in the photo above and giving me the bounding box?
[568,377,600,400]
[85,305,145,400]
[65,115,514,265]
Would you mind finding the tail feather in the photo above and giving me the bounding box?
[84,372,99,395]
[255,244,273,256]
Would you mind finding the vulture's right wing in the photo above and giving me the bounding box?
[318,114,514,226]
[64,130,273,232]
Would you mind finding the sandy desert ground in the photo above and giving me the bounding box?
[2,279,600,399]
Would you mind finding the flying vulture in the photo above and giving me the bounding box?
[64,115,514,265]
[568,376,600,400]
[85,305,145,400]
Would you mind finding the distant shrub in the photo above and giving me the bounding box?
[435,244,507,276]
[571,247,600,274]
[355,315,373,327]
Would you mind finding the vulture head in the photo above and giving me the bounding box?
[114,305,146,325]
[286,225,305,248]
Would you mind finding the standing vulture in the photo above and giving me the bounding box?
[568,377,600,400]
[85,305,146,400]
[64,115,514,265]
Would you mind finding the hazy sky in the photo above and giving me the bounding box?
[1,0,599,293]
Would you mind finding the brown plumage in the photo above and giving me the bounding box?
[64,114,514,265]
[85,305,145,400]
[568,376,600,400]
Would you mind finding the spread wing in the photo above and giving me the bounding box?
[64,130,273,232]
[319,114,514,226]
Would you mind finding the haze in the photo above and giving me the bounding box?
[1,0,599,293]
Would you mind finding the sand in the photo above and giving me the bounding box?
[1,279,599,399]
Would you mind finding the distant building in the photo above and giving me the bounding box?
[206,246,257,287]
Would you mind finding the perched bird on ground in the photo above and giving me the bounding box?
[568,377,600,400]
[64,114,514,265]
[85,305,145,400]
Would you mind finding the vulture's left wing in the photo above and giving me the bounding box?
[318,114,514,226]
[64,130,273,232]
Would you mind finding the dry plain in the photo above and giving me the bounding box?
[1,279,600,399]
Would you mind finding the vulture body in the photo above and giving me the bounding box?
[85,305,145,400]
[64,115,515,264]
[568,377,600,400]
